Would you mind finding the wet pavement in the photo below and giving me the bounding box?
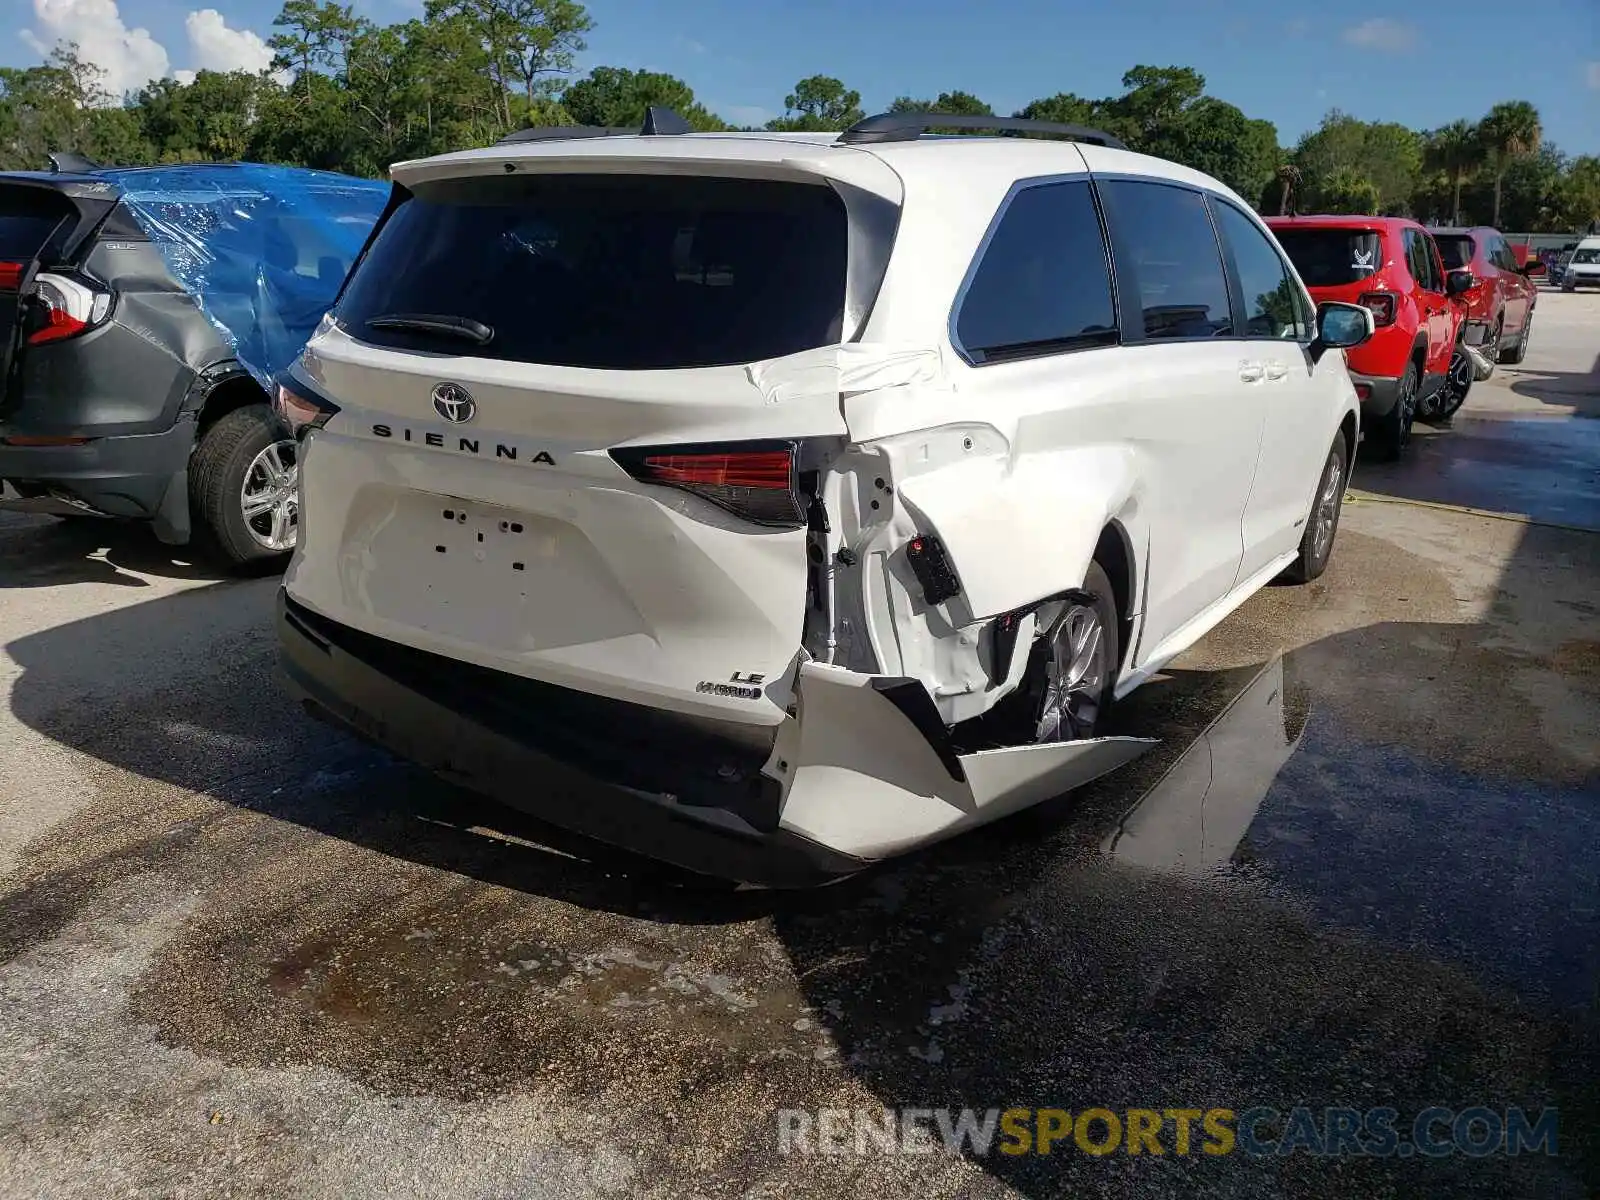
[1,290,1597,1199]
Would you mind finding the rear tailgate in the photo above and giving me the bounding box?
[288,150,902,724]
[0,176,116,408]
[1271,224,1387,305]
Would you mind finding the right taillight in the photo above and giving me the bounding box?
[612,441,804,528]
[26,273,111,345]
[1358,292,1396,327]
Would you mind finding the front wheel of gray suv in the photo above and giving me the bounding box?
[189,404,298,568]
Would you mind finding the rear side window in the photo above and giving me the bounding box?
[1273,228,1383,287]
[1098,181,1232,339]
[1214,203,1309,340]
[954,180,1116,364]
[337,174,848,369]
[1434,235,1474,270]
[0,190,72,261]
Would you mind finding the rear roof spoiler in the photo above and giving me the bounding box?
[495,106,693,147]
[838,112,1128,150]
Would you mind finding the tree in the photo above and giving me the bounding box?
[495,0,592,109]
[888,90,991,116]
[1319,167,1381,215]
[1423,119,1482,225]
[562,67,723,130]
[1552,155,1600,231]
[1111,64,1205,147]
[270,0,362,87]
[1477,100,1541,227]
[1159,97,1278,202]
[1272,163,1301,215]
[1294,110,1422,214]
[766,75,862,131]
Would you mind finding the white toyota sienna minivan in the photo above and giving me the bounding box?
[273,108,1372,885]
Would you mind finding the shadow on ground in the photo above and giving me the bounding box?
[0,512,230,587]
[2,521,1597,1197]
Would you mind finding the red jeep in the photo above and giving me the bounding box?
[1267,216,1471,458]
[1427,227,1538,364]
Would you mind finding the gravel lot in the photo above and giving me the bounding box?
[2,290,1597,1199]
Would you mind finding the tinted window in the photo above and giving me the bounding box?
[338,174,847,369]
[1434,234,1473,270]
[0,190,71,261]
[1494,239,1518,271]
[955,180,1116,363]
[1101,181,1232,339]
[1403,230,1439,291]
[1273,228,1382,287]
[1213,204,1307,340]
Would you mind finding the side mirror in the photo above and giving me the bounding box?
[1314,301,1374,354]
[1446,269,1476,296]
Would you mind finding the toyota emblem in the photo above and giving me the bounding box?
[432,382,475,423]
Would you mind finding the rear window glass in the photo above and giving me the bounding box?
[1433,235,1474,270]
[337,174,848,369]
[1273,229,1383,287]
[0,191,71,260]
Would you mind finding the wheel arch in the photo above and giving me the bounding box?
[196,369,270,438]
[1092,520,1136,663]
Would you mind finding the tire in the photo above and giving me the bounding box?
[990,561,1120,745]
[1421,344,1473,424]
[1500,313,1531,364]
[189,403,298,568]
[1366,361,1419,461]
[1281,434,1348,584]
[1484,315,1504,364]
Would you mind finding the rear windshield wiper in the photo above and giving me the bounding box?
[365,313,494,345]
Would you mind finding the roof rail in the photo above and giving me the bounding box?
[495,106,693,147]
[48,151,103,174]
[837,112,1128,150]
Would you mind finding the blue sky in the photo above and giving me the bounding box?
[7,0,1599,153]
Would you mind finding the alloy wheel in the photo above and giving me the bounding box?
[1310,447,1344,564]
[1034,603,1108,743]
[241,439,299,552]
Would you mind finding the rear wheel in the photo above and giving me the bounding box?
[1499,312,1532,364]
[991,562,1120,745]
[189,404,298,568]
[1367,361,1419,461]
[1281,433,1348,584]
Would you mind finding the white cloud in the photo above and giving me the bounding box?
[23,0,171,100]
[673,35,707,55]
[1587,61,1600,89]
[184,9,275,76]
[1341,18,1417,52]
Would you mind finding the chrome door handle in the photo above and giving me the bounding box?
[1238,361,1265,383]
[1264,360,1289,381]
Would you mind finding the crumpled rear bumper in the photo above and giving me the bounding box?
[277,591,1152,884]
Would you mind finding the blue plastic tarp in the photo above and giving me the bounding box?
[101,163,389,387]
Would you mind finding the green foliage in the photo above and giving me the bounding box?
[1318,167,1381,215]
[0,18,1590,237]
[1294,111,1422,214]
[766,75,862,131]
[564,67,724,131]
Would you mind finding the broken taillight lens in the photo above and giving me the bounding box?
[27,273,111,345]
[612,441,805,528]
[1358,292,1396,327]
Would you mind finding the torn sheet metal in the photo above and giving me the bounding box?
[744,342,945,405]
[102,164,388,388]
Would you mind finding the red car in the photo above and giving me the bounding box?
[1427,227,1538,364]
[1267,216,1471,458]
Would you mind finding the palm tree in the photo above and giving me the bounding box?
[1477,101,1541,227]
[1424,119,1482,225]
[1274,163,1301,215]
